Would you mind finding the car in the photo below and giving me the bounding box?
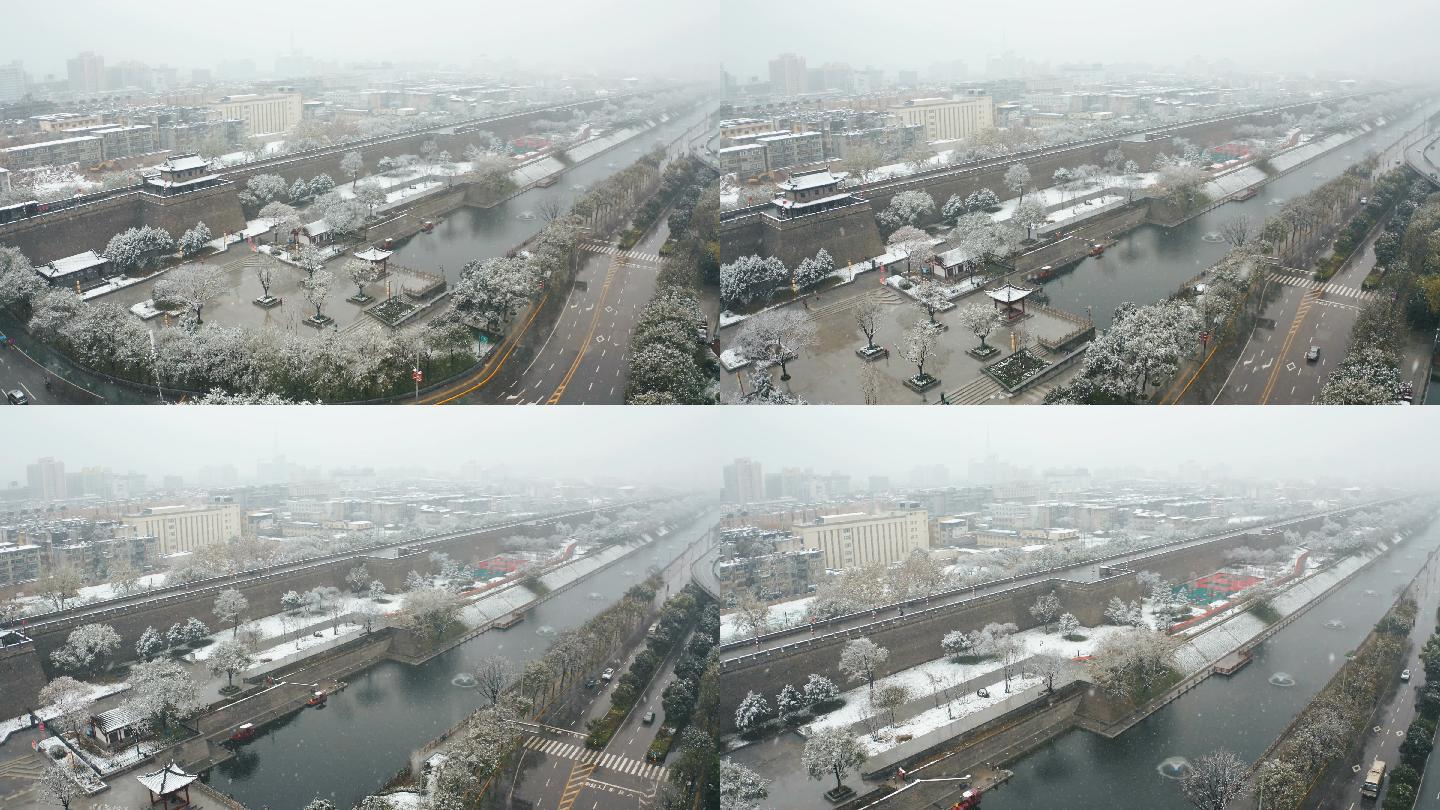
[642,711,656,725]
[6,389,28,405]
[583,677,599,689]
[1399,383,1415,402]
[1402,669,1411,682]
[601,668,615,682]
[976,688,990,699]
[1305,346,1320,363]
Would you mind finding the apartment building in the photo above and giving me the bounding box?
[717,547,824,602]
[0,543,42,589]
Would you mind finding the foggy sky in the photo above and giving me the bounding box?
[3,408,1437,492]
[721,0,1440,82]
[11,0,717,80]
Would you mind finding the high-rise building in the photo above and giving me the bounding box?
[0,62,28,103]
[768,53,807,97]
[723,458,764,505]
[26,458,66,501]
[67,51,105,94]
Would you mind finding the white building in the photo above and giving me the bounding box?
[796,509,930,569]
[888,96,995,142]
[210,92,303,136]
[121,501,243,555]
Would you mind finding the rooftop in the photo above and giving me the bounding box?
[40,251,108,279]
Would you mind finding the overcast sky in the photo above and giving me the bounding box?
[3,408,1437,492]
[11,0,718,80]
[720,0,1440,81]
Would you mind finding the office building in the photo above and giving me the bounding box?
[210,92,303,136]
[888,95,995,141]
[0,62,27,103]
[27,458,67,501]
[120,500,243,555]
[769,53,807,97]
[67,52,105,95]
[796,509,930,569]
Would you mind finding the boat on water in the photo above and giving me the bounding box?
[420,221,435,233]
[307,690,328,707]
[1231,187,1259,202]
[534,175,559,188]
[228,723,256,743]
[1088,242,1106,257]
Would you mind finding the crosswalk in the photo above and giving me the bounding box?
[524,735,669,780]
[1268,272,1376,301]
[581,242,661,264]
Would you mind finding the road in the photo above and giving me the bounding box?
[721,504,1385,663]
[1310,543,1440,809]
[507,525,716,810]
[422,112,711,406]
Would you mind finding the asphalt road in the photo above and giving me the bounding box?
[508,524,716,810]
[1311,543,1440,809]
[722,506,1375,663]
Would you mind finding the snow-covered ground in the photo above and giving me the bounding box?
[846,674,1043,757]
[188,592,409,663]
[720,596,814,643]
[9,574,169,617]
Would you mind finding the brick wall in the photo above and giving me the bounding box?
[0,639,48,722]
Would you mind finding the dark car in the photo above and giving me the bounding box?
[6,389,28,405]
[584,677,599,689]
[1305,346,1320,363]
[642,711,656,725]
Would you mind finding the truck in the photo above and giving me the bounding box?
[1362,758,1385,798]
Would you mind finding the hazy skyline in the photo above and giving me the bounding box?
[3,408,1437,494]
[9,0,718,80]
[720,0,1440,82]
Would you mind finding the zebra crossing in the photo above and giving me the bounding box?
[1268,272,1376,301]
[523,735,668,780]
[580,241,661,264]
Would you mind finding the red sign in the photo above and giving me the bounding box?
[412,369,424,384]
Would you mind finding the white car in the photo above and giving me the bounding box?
[1401,669,1411,682]
[601,668,615,682]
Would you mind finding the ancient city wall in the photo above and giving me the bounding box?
[0,637,50,723]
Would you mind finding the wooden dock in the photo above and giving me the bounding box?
[1214,649,1253,675]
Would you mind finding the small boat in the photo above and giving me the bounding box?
[534,175,559,188]
[307,690,328,707]
[420,221,435,233]
[1231,187,1258,202]
[229,723,256,743]
[1088,243,1106,257]
[382,238,394,249]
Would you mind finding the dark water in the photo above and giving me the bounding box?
[388,109,710,285]
[1040,105,1437,328]
[984,521,1440,810]
[206,514,714,810]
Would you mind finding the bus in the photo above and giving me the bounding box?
[1362,759,1386,798]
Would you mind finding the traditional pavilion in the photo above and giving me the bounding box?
[136,761,198,808]
[985,284,1036,320]
[354,246,393,276]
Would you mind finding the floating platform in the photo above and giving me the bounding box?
[1214,649,1253,675]
[1231,187,1259,202]
[494,612,526,629]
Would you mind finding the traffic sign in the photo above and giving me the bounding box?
[412,369,423,384]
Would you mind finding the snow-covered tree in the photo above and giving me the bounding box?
[368,580,387,600]
[473,657,514,706]
[719,254,788,309]
[400,586,464,641]
[942,629,980,659]
[177,222,213,258]
[887,225,934,273]
[0,246,46,311]
[309,174,336,197]
[732,589,771,638]
[802,726,867,791]
[1087,627,1178,701]
[340,152,365,184]
[1252,758,1306,809]
[803,673,840,708]
[793,248,836,291]
[941,193,969,224]
[213,588,248,637]
[37,676,94,736]
[839,637,889,693]
[245,174,289,209]
[135,626,167,661]
[281,590,303,614]
[302,269,334,322]
[1013,196,1049,240]
[1004,163,1031,204]
[1030,591,1063,632]
[51,623,121,676]
[776,683,806,720]
[104,226,175,273]
[900,320,946,385]
[877,189,936,232]
[734,690,771,733]
[911,280,951,324]
[720,758,770,810]
[259,201,301,245]
[955,303,1003,352]
[736,308,816,383]
[354,182,387,215]
[345,564,370,593]
[153,264,226,325]
[1030,652,1068,693]
[289,177,312,203]
[452,256,537,332]
[1178,749,1250,810]
[38,764,81,810]
[966,188,1000,212]
[125,659,202,729]
[1058,613,1081,638]
[1319,346,1401,404]
[208,639,254,689]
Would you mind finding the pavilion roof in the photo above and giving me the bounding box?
[355,247,393,262]
[137,762,197,795]
[985,284,1035,304]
